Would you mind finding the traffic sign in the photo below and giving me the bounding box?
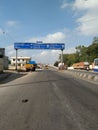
[14,43,65,50]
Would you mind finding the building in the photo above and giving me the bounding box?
[10,56,31,70]
[4,56,9,70]
[0,48,5,72]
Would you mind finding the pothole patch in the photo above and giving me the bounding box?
[22,99,29,103]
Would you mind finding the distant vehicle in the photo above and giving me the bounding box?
[93,58,98,72]
[25,61,37,71]
[72,62,89,70]
[58,62,64,70]
[45,64,48,69]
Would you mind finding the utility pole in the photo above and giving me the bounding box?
[60,49,64,70]
[61,49,63,64]
[15,49,18,71]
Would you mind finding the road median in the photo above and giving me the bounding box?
[65,70,98,83]
[49,65,98,83]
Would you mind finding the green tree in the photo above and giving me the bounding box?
[55,37,98,66]
[59,53,76,67]
[54,61,59,67]
[87,43,98,63]
[92,36,98,43]
[75,45,88,62]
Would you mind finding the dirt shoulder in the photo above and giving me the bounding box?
[0,70,27,84]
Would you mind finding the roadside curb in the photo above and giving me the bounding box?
[65,70,98,83]
[50,65,98,83]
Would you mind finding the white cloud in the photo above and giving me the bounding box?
[63,47,76,54]
[73,0,98,36]
[0,29,3,35]
[5,45,15,56]
[61,2,70,9]
[73,0,98,11]
[40,51,48,56]
[61,0,73,9]
[27,32,66,63]
[28,32,66,43]
[44,32,66,42]
[0,28,4,35]
[29,50,61,64]
[51,50,60,53]
[6,21,17,27]
[61,0,98,36]
[76,13,98,36]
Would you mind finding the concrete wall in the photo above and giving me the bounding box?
[3,56,9,70]
[0,59,3,73]
[0,48,9,72]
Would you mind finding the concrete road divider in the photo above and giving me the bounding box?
[65,70,98,83]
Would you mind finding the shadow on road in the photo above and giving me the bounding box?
[0,77,70,88]
[0,71,27,84]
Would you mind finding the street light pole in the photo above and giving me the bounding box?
[61,49,63,64]
[15,49,18,71]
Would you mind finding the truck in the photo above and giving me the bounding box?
[25,61,37,71]
[72,62,89,70]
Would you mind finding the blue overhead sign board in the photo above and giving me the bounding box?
[14,43,65,50]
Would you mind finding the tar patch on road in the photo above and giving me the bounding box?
[22,99,29,103]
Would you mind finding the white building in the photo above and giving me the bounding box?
[10,56,31,69]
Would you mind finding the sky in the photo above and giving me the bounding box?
[0,0,98,64]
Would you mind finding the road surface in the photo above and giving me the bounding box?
[0,69,98,130]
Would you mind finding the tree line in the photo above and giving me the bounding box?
[54,37,98,67]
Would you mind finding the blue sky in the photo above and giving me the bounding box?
[0,0,98,64]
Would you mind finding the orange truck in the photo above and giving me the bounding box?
[25,61,37,71]
[72,62,89,70]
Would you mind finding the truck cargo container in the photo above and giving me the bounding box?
[25,61,37,71]
[72,62,89,70]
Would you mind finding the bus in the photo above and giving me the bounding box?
[93,58,98,72]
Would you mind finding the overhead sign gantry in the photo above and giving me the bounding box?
[14,42,65,50]
[14,42,65,70]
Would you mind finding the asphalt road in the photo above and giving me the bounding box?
[0,69,98,130]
